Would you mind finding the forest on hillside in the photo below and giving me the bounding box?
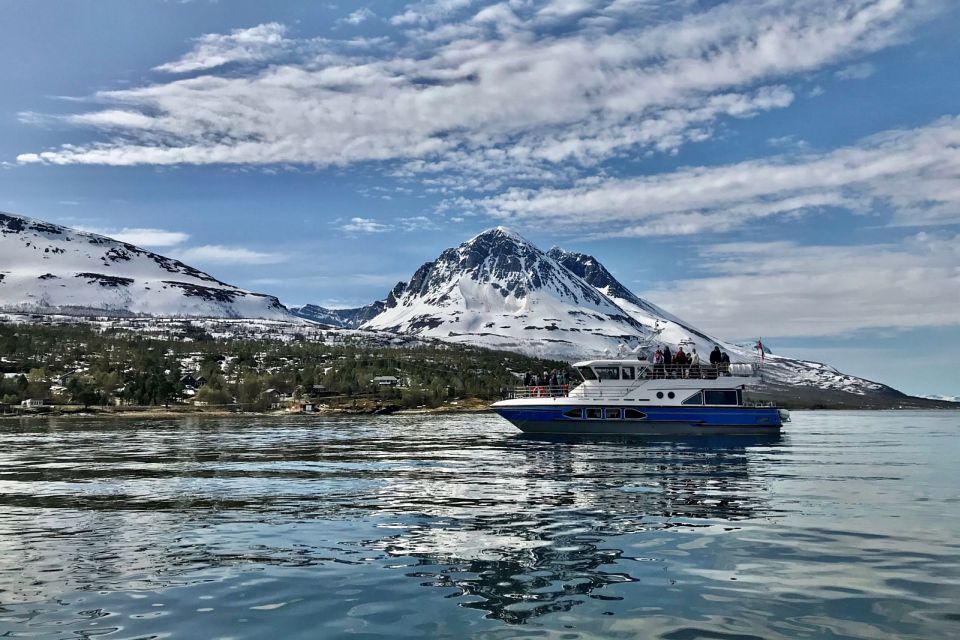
[0,323,564,411]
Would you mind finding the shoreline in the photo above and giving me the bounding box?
[0,400,495,421]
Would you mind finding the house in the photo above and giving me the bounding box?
[21,398,45,408]
[261,388,281,410]
[311,384,337,398]
[371,376,400,387]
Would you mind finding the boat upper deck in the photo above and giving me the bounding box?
[510,359,761,400]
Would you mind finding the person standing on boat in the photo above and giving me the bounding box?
[654,348,664,378]
[720,351,731,376]
[690,348,701,378]
[710,345,722,378]
[674,347,687,378]
[663,346,673,377]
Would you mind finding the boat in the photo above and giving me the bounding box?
[491,355,788,437]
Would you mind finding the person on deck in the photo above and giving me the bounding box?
[674,348,687,377]
[689,348,701,378]
[663,346,673,377]
[654,348,664,378]
[710,346,722,378]
[720,351,731,376]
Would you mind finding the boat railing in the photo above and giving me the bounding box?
[510,385,571,399]
[646,363,757,379]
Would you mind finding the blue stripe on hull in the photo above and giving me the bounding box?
[493,405,781,436]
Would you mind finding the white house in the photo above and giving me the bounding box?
[21,399,45,408]
[371,376,400,387]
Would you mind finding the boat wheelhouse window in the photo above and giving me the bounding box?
[594,366,620,381]
[623,408,647,420]
[682,391,703,405]
[585,408,603,419]
[703,390,740,406]
[621,366,636,380]
[604,408,622,420]
[563,408,583,419]
[577,366,597,381]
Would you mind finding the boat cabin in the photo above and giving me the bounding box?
[511,358,759,407]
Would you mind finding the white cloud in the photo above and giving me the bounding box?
[475,115,960,235]
[835,61,877,80]
[399,215,441,231]
[17,0,926,183]
[75,226,190,247]
[176,244,285,264]
[390,0,476,26]
[537,0,598,19]
[340,217,392,233]
[641,233,960,338]
[155,23,289,73]
[341,8,376,25]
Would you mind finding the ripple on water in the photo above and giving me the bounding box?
[0,411,959,639]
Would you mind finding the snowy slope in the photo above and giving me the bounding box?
[362,227,654,359]
[549,248,888,395]
[290,301,385,328]
[0,212,293,320]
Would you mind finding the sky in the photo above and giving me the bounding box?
[1,0,958,397]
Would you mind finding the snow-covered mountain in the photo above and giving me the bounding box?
[358,227,899,397]
[545,247,887,394]
[362,227,654,359]
[290,301,385,328]
[0,212,293,319]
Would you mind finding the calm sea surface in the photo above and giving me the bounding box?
[1,411,958,639]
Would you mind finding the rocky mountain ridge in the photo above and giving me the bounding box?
[354,227,910,400]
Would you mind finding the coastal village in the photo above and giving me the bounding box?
[0,313,556,416]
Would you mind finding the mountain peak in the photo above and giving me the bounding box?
[467,226,530,246]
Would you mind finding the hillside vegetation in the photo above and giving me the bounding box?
[0,323,561,412]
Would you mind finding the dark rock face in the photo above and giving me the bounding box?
[162,281,240,303]
[0,213,27,234]
[389,228,625,312]
[548,248,640,304]
[75,273,134,288]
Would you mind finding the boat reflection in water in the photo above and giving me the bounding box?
[367,433,782,624]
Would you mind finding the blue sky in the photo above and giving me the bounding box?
[1,0,958,397]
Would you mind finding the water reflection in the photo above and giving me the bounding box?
[364,434,780,623]
[0,416,784,628]
[21,414,960,640]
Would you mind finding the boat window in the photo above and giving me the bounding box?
[594,366,620,381]
[585,408,603,419]
[682,391,703,405]
[604,408,622,419]
[623,408,647,420]
[563,408,582,419]
[704,390,739,405]
[621,366,635,380]
[577,366,597,381]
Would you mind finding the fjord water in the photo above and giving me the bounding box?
[1,412,958,639]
